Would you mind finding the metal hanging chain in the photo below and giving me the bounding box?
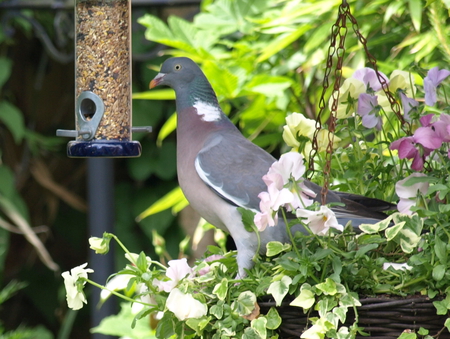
[308,2,348,205]
[308,1,409,205]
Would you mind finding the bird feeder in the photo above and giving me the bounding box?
[57,0,151,157]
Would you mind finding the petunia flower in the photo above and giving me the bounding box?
[153,258,193,292]
[88,236,110,254]
[166,288,207,321]
[430,113,450,143]
[197,255,225,276]
[296,205,343,235]
[389,70,416,97]
[266,152,316,210]
[100,274,134,301]
[424,66,450,106]
[61,263,94,310]
[357,93,382,130]
[395,173,429,215]
[131,283,159,314]
[399,92,419,121]
[413,126,443,151]
[390,136,432,171]
[282,113,316,150]
[353,68,389,92]
[253,190,279,231]
[268,152,308,183]
[333,77,366,118]
[383,262,413,271]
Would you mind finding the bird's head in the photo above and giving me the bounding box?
[150,57,200,90]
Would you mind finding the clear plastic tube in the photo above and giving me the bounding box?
[75,0,131,141]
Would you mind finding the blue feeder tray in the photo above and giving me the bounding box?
[67,140,142,158]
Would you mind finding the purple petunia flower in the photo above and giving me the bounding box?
[353,68,389,92]
[399,92,419,122]
[357,93,382,130]
[423,66,450,106]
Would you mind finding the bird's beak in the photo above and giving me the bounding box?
[150,73,165,89]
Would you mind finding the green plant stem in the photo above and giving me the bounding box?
[84,278,157,307]
[107,232,168,270]
[393,275,427,291]
[281,209,300,259]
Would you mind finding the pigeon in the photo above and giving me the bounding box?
[150,57,394,277]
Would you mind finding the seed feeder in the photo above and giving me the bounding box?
[57,0,151,157]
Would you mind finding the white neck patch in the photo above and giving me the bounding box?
[193,100,222,122]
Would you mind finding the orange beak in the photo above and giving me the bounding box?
[149,73,164,89]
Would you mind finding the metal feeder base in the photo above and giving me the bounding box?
[67,140,142,158]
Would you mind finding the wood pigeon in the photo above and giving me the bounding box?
[150,57,394,277]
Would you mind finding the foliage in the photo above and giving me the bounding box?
[135,0,450,219]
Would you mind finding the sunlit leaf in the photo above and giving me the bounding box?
[136,186,187,221]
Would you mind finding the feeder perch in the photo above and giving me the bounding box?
[56,0,151,157]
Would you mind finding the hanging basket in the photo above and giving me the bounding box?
[259,295,450,339]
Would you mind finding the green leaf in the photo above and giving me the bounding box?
[355,243,379,259]
[265,307,282,330]
[213,278,228,301]
[155,312,176,339]
[92,302,156,338]
[433,297,450,315]
[317,297,337,317]
[445,318,450,331]
[408,0,422,32]
[256,24,312,62]
[339,292,361,308]
[244,74,292,97]
[210,300,224,319]
[266,241,291,257]
[203,60,239,98]
[418,327,429,335]
[267,276,292,306]
[333,306,348,323]
[133,89,176,100]
[232,291,257,316]
[385,221,406,241]
[359,215,393,233]
[0,57,12,88]
[238,207,257,233]
[432,264,446,281]
[0,101,25,143]
[136,186,187,221]
[316,278,337,295]
[242,327,261,339]
[434,234,447,265]
[251,317,267,339]
[157,112,177,147]
[186,316,210,334]
[289,286,315,309]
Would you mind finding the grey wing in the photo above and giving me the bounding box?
[195,131,276,212]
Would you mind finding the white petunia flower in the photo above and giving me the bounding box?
[61,263,94,310]
[166,288,207,321]
[296,205,343,235]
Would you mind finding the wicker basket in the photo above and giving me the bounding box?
[259,295,450,339]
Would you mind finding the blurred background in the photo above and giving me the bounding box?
[0,0,448,338]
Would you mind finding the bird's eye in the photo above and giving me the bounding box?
[174,64,182,71]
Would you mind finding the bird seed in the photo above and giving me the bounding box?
[75,0,131,141]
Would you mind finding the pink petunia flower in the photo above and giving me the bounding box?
[253,191,280,231]
[424,66,450,106]
[390,136,432,171]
